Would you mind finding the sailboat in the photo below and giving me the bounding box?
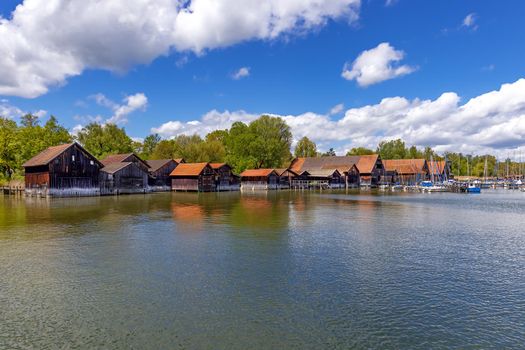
[465,156,481,193]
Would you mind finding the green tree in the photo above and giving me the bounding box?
[0,117,19,179]
[346,147,374,156]
[321,148,336,157]
[43,116,72,146]
[77,123,133,158]
[377,139,407,159]
[142,134,161,159]
[294,136,317,158]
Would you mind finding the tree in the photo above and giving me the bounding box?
[377,139,407,159]
[294,136,317,158]
[76,123,133,158]
[43,116,72,146]
[141,134,161,158]
[346,147,374,156]
[321,148,336,157]
[0,117,19,179]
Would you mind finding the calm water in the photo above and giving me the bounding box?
[1,190,524,349]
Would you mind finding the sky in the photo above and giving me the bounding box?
[1,0,525,158]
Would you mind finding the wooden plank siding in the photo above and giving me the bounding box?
[24,143,101,197]
[100,162,149,195]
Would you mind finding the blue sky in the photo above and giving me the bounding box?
[1,0,524,156]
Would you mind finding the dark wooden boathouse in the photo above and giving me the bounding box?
[23,142,103,197]
[100,162,149,195]
[101,153,150,173]
[147,159,180,190]
[170,163,216,192]
[210,163,240,191]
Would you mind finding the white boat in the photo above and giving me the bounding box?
[422,185,449,193]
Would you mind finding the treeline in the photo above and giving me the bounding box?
[1,114,524,183]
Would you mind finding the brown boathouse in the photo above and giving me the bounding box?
[240,169,279,190]
[100,162,149,195]
[170,163,216,192]
[23,142,103,197]
[147,159,180,190]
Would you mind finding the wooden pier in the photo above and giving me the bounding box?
[1,186,25,196]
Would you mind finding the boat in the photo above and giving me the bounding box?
[391,184,404,191]
[466,183,481,193]
[420,181,448,193]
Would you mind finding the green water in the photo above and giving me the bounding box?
[1,190,524,349]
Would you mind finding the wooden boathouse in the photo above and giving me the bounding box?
[275,168,298,189]
[100,162,149,195]
[101,153,150,173]
[289,155,377,187]
[146,159,180,190]
[23,142,103,197]
[210,163,240,191]
[383,159,428,185]
[170,163,216,192]
[240,169,279,190]
[427,160,451,182]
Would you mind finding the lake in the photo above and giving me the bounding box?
[1,190,524,349]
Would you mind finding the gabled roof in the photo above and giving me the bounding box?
[101,162,134,174]
[383,159,427,174]
[146,159,175,172]
[209,162,230,170]
[240,169,277,177]
[170,162,210,177]
[22,142,102,168]
[274,168,298,177]
[428,160,446,174]
[101,153,149,168]
[290,155,378,174]
[355,154,380,174]
[306,168,341,177]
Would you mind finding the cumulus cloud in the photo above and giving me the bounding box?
[462,13,478,30]
[151,78,525,158]
[0,99,46,119]
[329,103,344,115]
[342,42,417,87]
[231,67,250,80]
[89,93,148,125]
[0,99,24,119]
[0,0,360,98]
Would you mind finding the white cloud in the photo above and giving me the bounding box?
[151,78,525,158]
[231,67,250,80]
[462,13,478,29]
[329,103,344,115]
[90,93,148,125]
[0,99,46,119]
[0,99,24,119]
[342,42,417,87]
[108,93,148,124]
[0,0,360,98]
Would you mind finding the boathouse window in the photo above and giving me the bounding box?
[72,155,75,161]
[90,160,94,166]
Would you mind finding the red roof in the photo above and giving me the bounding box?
[355,154,379,174]
[383,159,427,174]
[240,169,277,177]
[209,163,229,169]
[170,163,210,176]
[428,160,446,174]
